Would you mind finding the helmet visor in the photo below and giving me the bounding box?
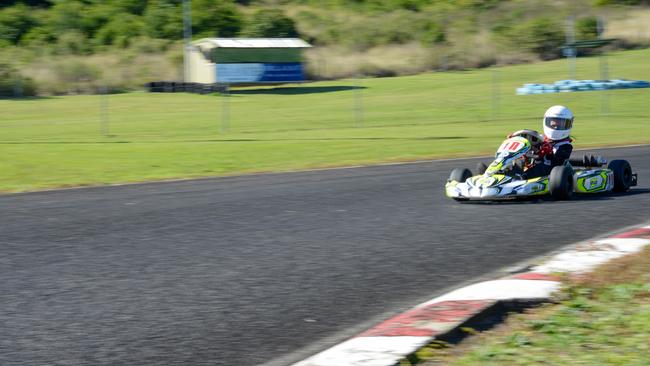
[544,117,573,130]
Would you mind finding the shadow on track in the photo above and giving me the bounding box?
[449,188,650,205]
[611,188,650,197]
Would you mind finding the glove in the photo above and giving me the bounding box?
[538,142,553,158]
[525,150,538,159]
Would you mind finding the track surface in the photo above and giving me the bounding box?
[2,146,649,366]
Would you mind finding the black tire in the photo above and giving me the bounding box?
[549,165,574,200]
[608,159,633,192]
[476,162,488,175]
[449,168,472,183]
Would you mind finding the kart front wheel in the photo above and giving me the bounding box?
[608,159,633,192]
[549,165,574,200]
[476,162,488,175]
[449,168,473,183]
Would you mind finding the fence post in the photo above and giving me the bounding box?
[492,67,500,121]
[354,77,364,128]
[100,85,109,137]
[566,15,576,80]
[13,76,23,98]
[598,16,610,115]
[221,84,230,133]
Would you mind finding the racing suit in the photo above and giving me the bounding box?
[522,137,573,179]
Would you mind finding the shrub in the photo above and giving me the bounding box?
[95,14,144,47]
[48,0,87,35]
[322,11,442,51]
[576,16,600,40]
[55,30,92,55]
[0,62,37,97]
[494,16,565,60]
[144,0,183,40]
[524,17,566,59]
[129,36,172,54]
[241,9,299,38]
[52,60,102,94]
[357,62,398,77]
[111,0,148,15]
[192,0,244,38]
[455,0,507,9]
[594,0,650,5]
[19,26,56,47]
[0,4,35,44]
[419,20,446,45]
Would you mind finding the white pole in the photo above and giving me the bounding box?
[598,16,609,115]
[183,0,192,82]
[13,75,23,98]
[566,15,576,80]
[100,85,109,137]
[221,85,230,133]
[354,77,363,128]
[492,68,500,121]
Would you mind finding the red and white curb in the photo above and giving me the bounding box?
[292,224,650,366]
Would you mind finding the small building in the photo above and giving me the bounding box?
[187,38,312,85]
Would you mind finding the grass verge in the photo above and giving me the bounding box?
[412,246,650,366]
[2,49,650,192]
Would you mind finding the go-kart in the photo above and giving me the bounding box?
[445,133,638,201]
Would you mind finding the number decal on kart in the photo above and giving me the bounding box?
[505,142,521,152]
[498,140,524,153]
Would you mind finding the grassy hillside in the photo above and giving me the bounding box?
[2,1,650,95]
[1,48,650,192]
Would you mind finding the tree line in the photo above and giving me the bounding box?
[0,0,298,53]
[2,0,644,55]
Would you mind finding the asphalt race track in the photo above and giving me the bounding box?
[2,145,649,366]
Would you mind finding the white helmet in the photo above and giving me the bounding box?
[543,105,573,140]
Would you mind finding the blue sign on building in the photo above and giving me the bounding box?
[216,63,305,83]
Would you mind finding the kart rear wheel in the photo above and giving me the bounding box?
[449,168,472,183]
[549,165,574,200]
[608,159,633,192]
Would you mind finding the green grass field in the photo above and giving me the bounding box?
[2,49,650,192]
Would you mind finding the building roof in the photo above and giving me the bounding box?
[193,38,312,49]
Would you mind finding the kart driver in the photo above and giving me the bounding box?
[520,105,574,178]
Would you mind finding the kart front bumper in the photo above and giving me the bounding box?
[445,176,549,200]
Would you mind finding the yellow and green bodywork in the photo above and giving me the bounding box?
[574,169,614,193]
[445,168,615,200]
[445,173,550,199]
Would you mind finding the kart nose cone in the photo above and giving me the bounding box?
[472,175,500,188]
[479,176,497,187]
[481,187,500,197]
[469,186,500,197]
